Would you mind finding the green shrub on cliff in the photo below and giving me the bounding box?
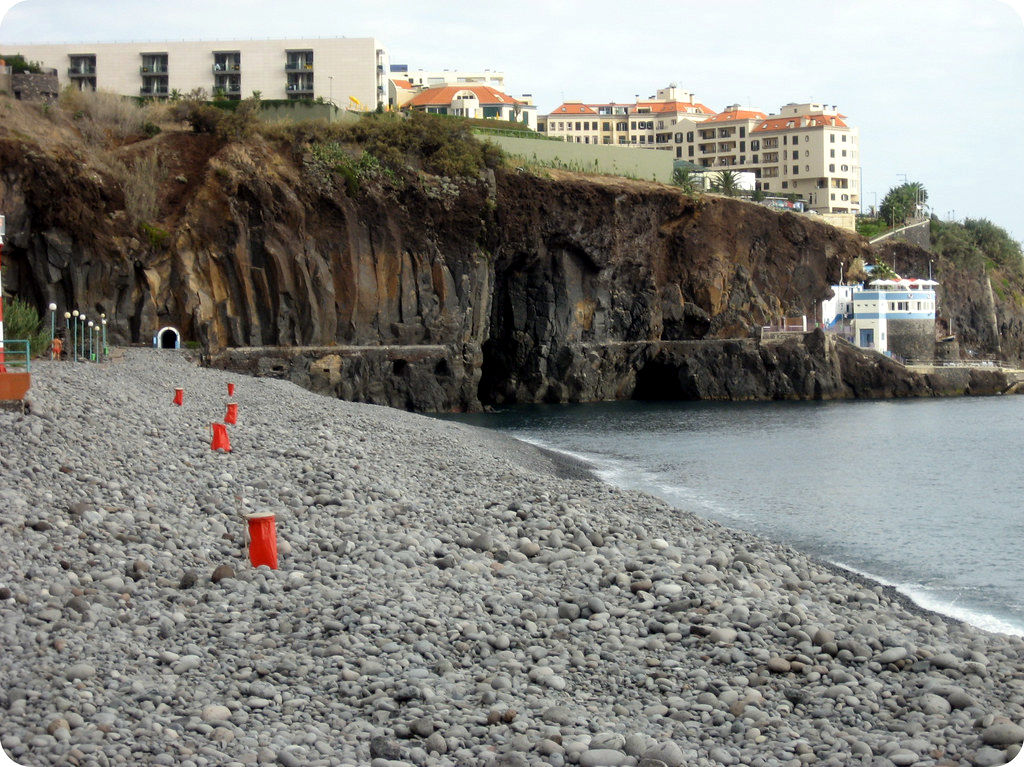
[266,111,502,181]
[931,218,1023,276]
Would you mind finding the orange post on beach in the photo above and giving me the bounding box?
[227,382,235,397]
[247,512,278,569]
[225,402,238,425]
[173,387,184,406]
[211,422,231,452]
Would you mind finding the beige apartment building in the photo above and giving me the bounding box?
[673,102,860,214]
[9,38,390,107]
[539,85,714,147]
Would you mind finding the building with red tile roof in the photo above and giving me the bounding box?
[540,85,716,148]
[406,85,536,129]
[671,101,859,214]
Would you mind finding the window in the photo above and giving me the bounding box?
[805,165,809,172]
[575,122,581,130]
[751,139,760,150]
[831,193,835,200]
[752,154,758,163]
[639,136,646,144]
[658,121,664,129]
[830,149,835,157]
[792,151,798,160]
[804,150,809,158]
[740,141,745,151]
[675,133,683,142]
[829,164,835,172]
[793,165,798,174]
[783,136,788,145]
[804,135,809,142]
[842,135,847,142]
[842,149,847,156]
[688,146,694,156]
[841,164,849,172]
[631,122,637,130]
[830,134,836,143]
[764,183,770,190]
[782,181,788,189]
[686,131,694,142]
[676,147,682,158]
[740,127,746,138]
[616,122,627,131]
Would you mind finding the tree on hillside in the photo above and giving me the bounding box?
[879,181,929,227]
[870,260,899,280]
[711,169,741,197]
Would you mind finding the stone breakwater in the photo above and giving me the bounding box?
[1,351,1023,767]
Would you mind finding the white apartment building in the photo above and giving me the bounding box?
[674,102,860,214]
[9,38,390,107]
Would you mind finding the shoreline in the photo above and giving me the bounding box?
[467,425,1024,641]
[2,350,1023,767]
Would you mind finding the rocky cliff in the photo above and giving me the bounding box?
[1,98,1021,411]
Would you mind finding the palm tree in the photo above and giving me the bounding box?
[672,166,700,195]
[711,169,740,197]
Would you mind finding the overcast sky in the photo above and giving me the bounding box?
[2,0,1023,244]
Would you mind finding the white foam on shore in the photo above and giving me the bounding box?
[512,435,1024,639]
[831,561,1024,638]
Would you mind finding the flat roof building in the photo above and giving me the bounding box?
[8,38,390,108]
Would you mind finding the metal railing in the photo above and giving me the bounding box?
[1,339,31,372]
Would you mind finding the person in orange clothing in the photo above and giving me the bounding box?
[51,336,63,360]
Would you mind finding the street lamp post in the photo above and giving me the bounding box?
[72,310,79,362]
[63,312,71,360]
[101,315,107,360]
[48,303,57,357]
[929,259,934,282]
[87,321,94,362]
[79,315,86,360]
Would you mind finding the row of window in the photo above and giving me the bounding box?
[548,119,666,132]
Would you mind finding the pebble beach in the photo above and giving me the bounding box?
[1,350,1022,767]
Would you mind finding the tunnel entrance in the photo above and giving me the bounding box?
[155,326,181,349]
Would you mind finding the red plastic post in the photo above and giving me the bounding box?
[173,388,184,406]
[225,402,238,425]
[227,382,235,397]
[247,513,278,569]
[211,422,232,452]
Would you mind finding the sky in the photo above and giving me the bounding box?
[1,0,1023,242]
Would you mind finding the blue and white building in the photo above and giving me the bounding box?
[823,278,938,360]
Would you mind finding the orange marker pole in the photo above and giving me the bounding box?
[225,402,238,425]
[227,382,235,397]
[211,422,232,452]
[173,388,184,406]
[247,512,278,569]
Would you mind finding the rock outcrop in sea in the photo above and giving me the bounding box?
[1,351,1022,766]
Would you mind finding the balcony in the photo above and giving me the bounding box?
[285,62,314,72]
[68,67,96,77]
[213,63,241,73]
[140,66,168,75]
[286,83,313,95]
[140,86,169,96]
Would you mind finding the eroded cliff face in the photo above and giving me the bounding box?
[1,101,1020,412]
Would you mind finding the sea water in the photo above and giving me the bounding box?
[443,396,1024,636]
